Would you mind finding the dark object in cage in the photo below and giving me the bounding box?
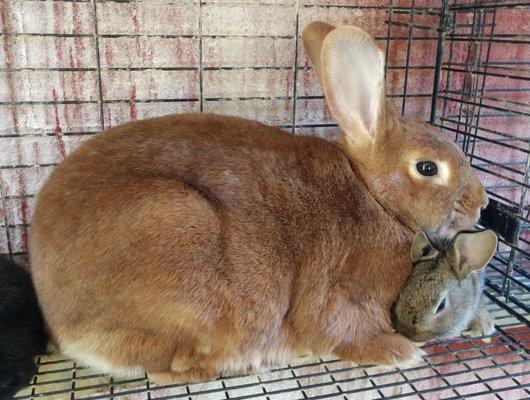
[0,256,46,400]
[1,0,529,399]
[480,199,520,244]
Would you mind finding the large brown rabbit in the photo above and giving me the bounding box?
[23,22,488,384]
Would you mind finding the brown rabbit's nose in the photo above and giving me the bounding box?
[473,180,488,210]
[480,192,489,210]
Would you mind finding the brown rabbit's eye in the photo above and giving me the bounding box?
[416,161,438,177]
[435,298,446,314]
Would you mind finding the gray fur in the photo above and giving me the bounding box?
[392,230,496,342]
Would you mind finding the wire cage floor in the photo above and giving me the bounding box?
[11,325,530,400]
[1,0,529,399]
[12,271,530,400]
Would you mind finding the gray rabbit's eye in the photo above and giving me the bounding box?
[435,298,446,314]
[416,161,438,177]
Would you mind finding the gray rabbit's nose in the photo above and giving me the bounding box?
[411,315,418,325]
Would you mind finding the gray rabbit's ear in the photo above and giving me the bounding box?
[451,230,498,280]
[411,231,438,263]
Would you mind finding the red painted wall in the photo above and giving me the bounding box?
[0,1,527,256]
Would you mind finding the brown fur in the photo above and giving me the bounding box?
[29,23,488,383]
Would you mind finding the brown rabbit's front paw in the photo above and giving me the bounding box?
[371,333,425,368]
[336,333,424,369]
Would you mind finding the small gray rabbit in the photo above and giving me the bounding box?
[392,230,498,342]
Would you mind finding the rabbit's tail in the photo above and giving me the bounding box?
[0,256,47,400]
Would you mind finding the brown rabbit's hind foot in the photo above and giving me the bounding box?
[61,340,145,379]
[335,333,424,370]
[169,338,213,373]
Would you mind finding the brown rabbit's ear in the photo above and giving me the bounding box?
[301,21,336,86]
[411,231,438,263]
[451,230,498,280]
[320,26,386,150]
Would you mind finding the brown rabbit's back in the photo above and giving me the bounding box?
[30,113,405,376]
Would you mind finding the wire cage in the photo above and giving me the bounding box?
[0,0,528,399]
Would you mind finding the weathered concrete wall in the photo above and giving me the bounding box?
[0,1,527,255]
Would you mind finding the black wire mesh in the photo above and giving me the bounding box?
[1,0,529,399]
[432,0,529,322]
